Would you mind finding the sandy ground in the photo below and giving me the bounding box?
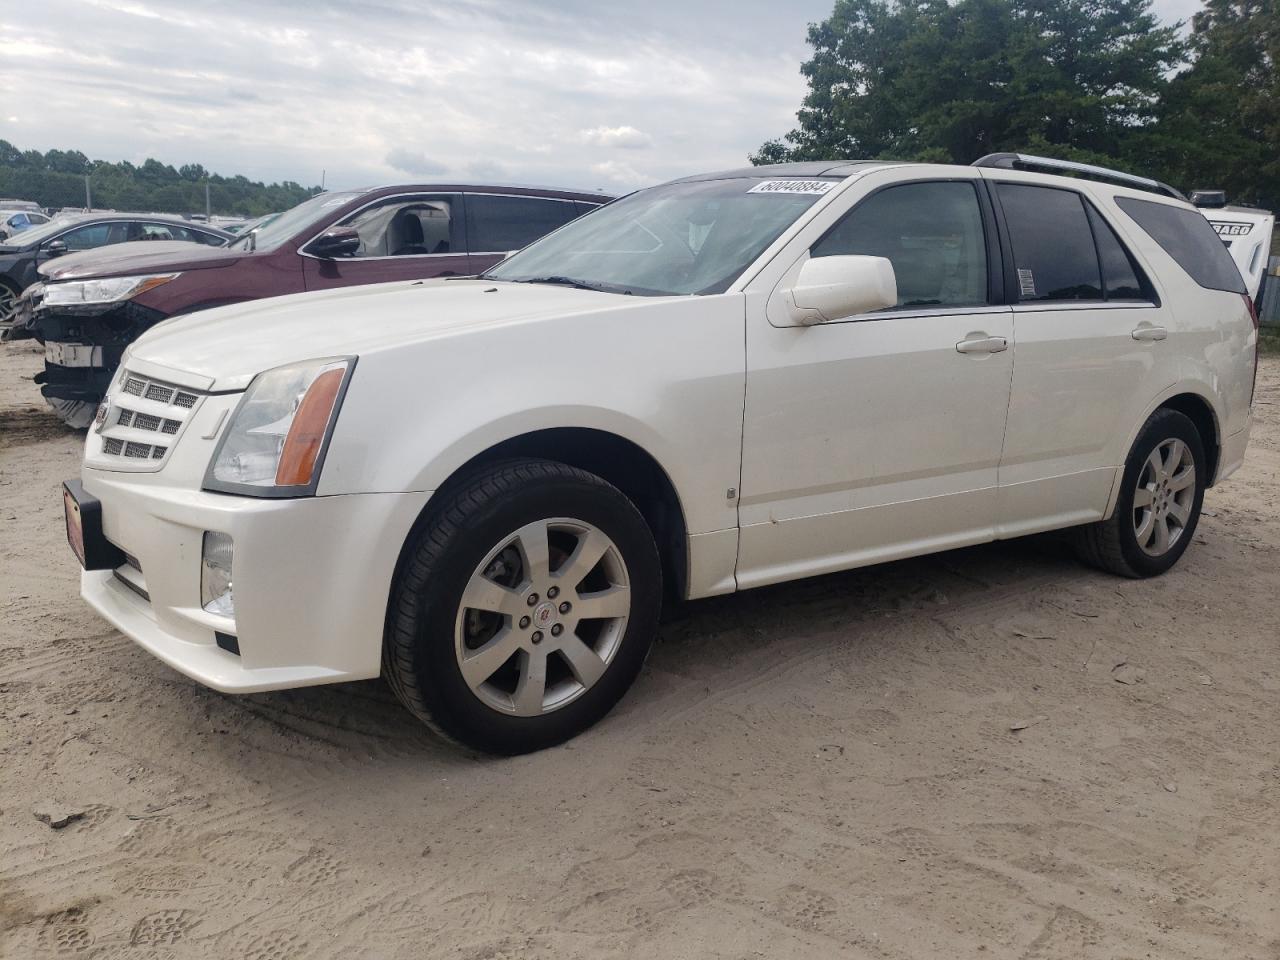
[1,339,1278,960]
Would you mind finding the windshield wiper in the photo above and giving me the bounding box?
[508,275,604,291]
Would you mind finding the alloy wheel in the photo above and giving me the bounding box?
[454,517,631,717]
[1133,438,1196,557]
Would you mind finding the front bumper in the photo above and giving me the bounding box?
[80,468,432,693]
[29,300,167,401]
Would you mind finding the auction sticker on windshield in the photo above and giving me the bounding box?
[748,180,836,195]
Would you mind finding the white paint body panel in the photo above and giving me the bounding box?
[78,163,1256,694]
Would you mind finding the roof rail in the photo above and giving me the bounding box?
[971,153,1186,202]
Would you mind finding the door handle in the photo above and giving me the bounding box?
[1131,325,1167,341]
[955,336,1008,354]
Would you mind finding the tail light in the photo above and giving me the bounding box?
[1246,294,1260,407]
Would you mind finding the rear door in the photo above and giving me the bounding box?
[985,176,1170,535]
[464,193,585,274]
[301,193,469,291]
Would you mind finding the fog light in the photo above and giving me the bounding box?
[201,531,234,617]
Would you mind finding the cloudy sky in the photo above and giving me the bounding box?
[3,0,1203,194]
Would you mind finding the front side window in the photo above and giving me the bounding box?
[486,177,835,296]
[59,223,112,251]
[812,181,989,309]
[230,190,365,253]
[334,197,456,258]
[467,195,582,253]
[998,184,1102,302]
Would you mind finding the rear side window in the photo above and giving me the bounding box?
[812,180,989,309]
[466,195,581,253]
[997,184,1101,301]
[1085,205,1147,300]
[1114,196,1246,294]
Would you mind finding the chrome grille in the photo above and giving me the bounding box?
[94,370,204,470]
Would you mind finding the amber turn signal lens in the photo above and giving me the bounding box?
[274,367,345,486]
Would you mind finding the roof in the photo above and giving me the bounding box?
[51,211,232,229]
[670,161,898,183]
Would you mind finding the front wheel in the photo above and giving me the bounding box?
[1075,408,1206,578]
[0,279,19,323]
[383,459,662,754]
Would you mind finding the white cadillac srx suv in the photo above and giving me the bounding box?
[64,155,1259,754]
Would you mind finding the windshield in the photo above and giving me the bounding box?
[484,177,838,296]
[230,191,364,253]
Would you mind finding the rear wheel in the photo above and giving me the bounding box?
[384,459,662,754]
[1075,408,1206,578]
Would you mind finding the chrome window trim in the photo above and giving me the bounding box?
[827,303,1012,325]
[1011,301,1158,312]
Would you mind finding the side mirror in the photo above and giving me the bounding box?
[43,239,69,258]
[307,227,361,259]
[785,255,897,325]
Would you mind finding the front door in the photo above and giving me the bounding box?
[736,176,1014,589]
[301,193,471,291]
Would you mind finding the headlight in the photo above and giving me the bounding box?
[43,273,179,307]
[203,357,354,497]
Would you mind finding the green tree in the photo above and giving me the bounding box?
[1140,0,1279,209]
[753,0,1184,166]
[0,142,321,216]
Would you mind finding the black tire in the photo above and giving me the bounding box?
[383,458,662,755]
[1075,408,1206,578]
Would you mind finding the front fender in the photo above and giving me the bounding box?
[315,294,748,539]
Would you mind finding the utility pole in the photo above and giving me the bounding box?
[84,174,91,211]
[321,168,326,190]
[205,181,211,220]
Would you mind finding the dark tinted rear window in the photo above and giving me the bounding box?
[1114,196,1246,294]
[1085,204,1147,300]
[466,195,581,253]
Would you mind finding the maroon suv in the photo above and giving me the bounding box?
[19,182,611,426]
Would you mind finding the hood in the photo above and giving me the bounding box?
[38,240,243,282]
[128,278,646,391]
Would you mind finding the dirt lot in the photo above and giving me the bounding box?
[2,340,1278,960]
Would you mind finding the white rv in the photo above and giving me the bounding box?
[1192,190,1274,304]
